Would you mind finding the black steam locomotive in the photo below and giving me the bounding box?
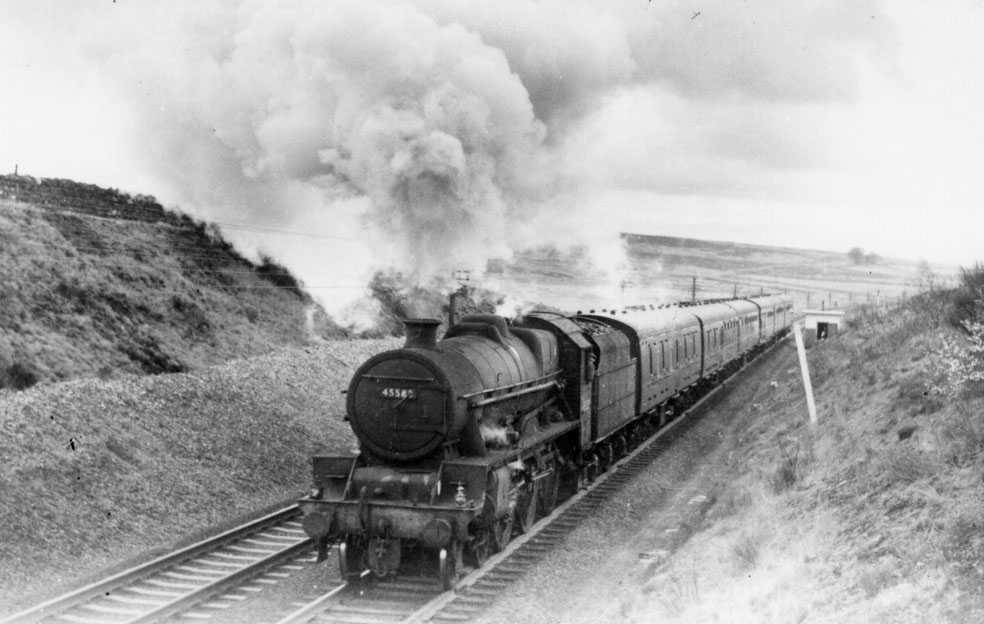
[299,295,793,588]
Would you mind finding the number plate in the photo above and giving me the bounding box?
[380,387,417,400]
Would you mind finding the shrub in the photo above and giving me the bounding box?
[857,560,898,597]
[255,254,308,300]
[878,445,936,485]
[1,361,39,390]
[941,500,984,587]
[367,270,450,336]
[930,318,984,400]
[771,440,800,493]
[947,263,984,329]
[936,409,984,468]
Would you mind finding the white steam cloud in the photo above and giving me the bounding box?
[14,0,890,325]
[93,1,563,323]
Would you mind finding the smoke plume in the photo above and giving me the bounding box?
[43,0,891,327]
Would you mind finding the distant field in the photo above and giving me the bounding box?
[490,233,954,314]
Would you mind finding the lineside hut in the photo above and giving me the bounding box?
[802,309,845,344]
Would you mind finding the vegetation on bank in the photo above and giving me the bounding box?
[365,270,504,337]
[0,176,346,390]
[637,265,984,622]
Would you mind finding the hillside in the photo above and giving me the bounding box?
[494,233,944,316]
[1,173,942,389]
[0,174,344,388]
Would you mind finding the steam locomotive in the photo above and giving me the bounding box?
[299,295,793,588]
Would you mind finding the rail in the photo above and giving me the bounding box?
[1,505,310,624]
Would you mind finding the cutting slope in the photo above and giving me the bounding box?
[0,175,345,387]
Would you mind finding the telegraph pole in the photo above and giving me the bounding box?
[794,323,818,426]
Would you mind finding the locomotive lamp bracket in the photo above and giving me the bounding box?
[452,481,468,507]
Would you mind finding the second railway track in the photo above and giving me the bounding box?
[1,506,313,624]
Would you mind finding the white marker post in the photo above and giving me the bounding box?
[793,322,817,425]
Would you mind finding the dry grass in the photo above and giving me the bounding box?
[628,290,984,622]
[857,559,901,598]
[770,439,800,493]
[731,532,762,571]
[935,408,984,467]
[653,567,702,618]
[0,197,346,387]
[941,495,984,589]
[877,445,938,485]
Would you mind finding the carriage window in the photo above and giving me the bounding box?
[661,342,667,371]
[691,335,696,356]
[675,340,680,364]
[648,344,654,375]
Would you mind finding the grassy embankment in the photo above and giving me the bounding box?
[0,174,345,390]
[630,269,984,622]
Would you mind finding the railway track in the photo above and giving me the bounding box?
[1,506,314,624]
[276,336,790,624]
[273,577,440,624]
[6,337,789,624]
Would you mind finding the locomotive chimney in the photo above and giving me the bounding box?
[403,318,441,349]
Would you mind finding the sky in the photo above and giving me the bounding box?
[1,1,982,317]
